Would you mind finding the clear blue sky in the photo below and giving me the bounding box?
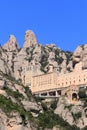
[0,0,87,51]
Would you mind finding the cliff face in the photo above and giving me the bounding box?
[0,69,42,130]
[1,30,73,81]
[54,97,87,129]
[0,30,87,130]
[73,44,87,70]
[0,110,32,130]
[1,30,87,82]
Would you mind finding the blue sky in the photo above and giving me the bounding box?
[0,0,87,51]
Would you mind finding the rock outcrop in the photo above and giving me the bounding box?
[54,97,87,129]
[0,70,42,130]
[0,110,32,130]
[0,30,73,83]
[0,29,87,130]
[2,35,20,52]
[24,30,37,48]
[72,44,87,70]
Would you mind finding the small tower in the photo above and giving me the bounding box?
[49,64,53,72]
[24,64,34,86]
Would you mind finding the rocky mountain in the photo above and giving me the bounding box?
[0,30,87,130]
[0,30,73,81]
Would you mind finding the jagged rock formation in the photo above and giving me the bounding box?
[0,110,32,130]
[2,35,20,52]
[0,30,87,130]
[0,35,20,76]
[73,44,87,71]
[24,30,37,48]
[54,97,87,129]
[13,43,73,81]
[0,30,73,83]
[1,30,87,80]
[0,70,42,130]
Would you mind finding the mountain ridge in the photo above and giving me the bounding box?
[0,30,87,130]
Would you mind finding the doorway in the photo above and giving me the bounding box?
[72,93,77,101]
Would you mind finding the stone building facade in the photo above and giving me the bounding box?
[23,39,87,103]
[24,64,87,103]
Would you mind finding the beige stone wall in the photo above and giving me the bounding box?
[24,71,33,86]
[57,70,87,89]
[31,72,57,93]
[30,69,87,93]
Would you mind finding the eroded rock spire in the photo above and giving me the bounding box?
[2,35,20,51]
[24,30,37,48]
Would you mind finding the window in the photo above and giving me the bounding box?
[49,91,56,96]
[41,92,47,96]
[79,79,81,82]
[62,83,64,86]
[57,90,61,95]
